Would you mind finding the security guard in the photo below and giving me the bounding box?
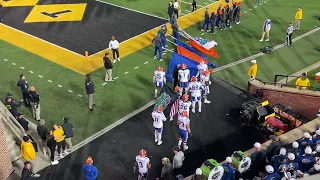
[6,93,23,118]
[221,157,235,180]
[297,146,316,172]
[85,74,95,111]
[28,86,41,121]
[17,74,29,106]
[263,165,280,180]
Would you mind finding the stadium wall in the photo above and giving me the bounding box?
[0,119,13,179]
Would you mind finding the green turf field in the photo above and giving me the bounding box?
[0,0,319,144]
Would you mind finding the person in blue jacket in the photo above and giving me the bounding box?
[5,93,23,118]
[271,147,287,171]
[263,165,280,180]
[277,153,299,177]
[288,141,302,160]
[221,157,235,180]
[312,130,320,146]
[83,157,98,180]
[297,146,316,172]
[298,132,313,152]
[201,8,210,32]
[17,74,29,106]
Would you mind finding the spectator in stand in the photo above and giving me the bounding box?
[17,74,29,106]
[201,8,210,32]
[47,130,59,165]
[6,93,23,118]
[294,7,303,30]
[160,157,174,180]
[298,132,313,152]
[295,72,310,90]
[263,165,280,180]
[37,119,48,155]
[21,161,40,180]
[288,141,303,160]
[271,147,287,171]
[312,130,320,147]
[266,135,281,161]
[172,146,185,172]
[53,124,68,158]
[83,156,98,180]
[308,164,320,175]
[221,157,235,180]
[61,117,74,151]
[21,136,36,162]
[249,142,266,177]
[168,1,174,19]
[297,146,316,172]
[17,113,29,131]
[191,168,204,180]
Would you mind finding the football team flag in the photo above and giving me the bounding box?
[176,40,207,58]
[154,84,180,111]
[176,45,215,67]
[189,39,219,58]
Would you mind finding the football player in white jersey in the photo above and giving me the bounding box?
[153,66,166,98]
[200,70,210,94]
[151,105,166,145]
[188,76,205,113]
[196,60,208,77]
[178,64,190,94]
[179,94,191,116]
[178,111,191,151]
[134,149,151,180]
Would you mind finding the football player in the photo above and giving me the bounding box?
[134,149,151,180]
[151,105,166,145]
[179,94,191,117]
[178,111,191,151]
[200,70,211,94]
[178,64,190,94]
[188,76,205,113]
[153,66,166,98]
[196,60,208,77]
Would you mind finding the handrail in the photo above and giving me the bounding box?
[0,100,26,140]
[253,78,317,90]
[274,74,300,84]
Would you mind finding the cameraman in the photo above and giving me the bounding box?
[28,86,41,121]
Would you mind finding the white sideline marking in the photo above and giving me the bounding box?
[134,66,139,69]
[29,71,34,74]
[3,59,8,61]
[170,49,174,51]
[77,94,83,97]
[244,11,247,13]
[203,2,209,5]
[20,67,25,69]
[38,75,43,78]
[181,13,186,16]
[48,80,52,82]
[185,10,191,12]
[68,90,73,93]
[144,61,148,64]
[124,71,129,74]
[180,1,191,4]
[250,9,252,10]
[114,77,118,80]
[102,82,107,86]
[58,85,62,87]
[12,63,16,65]
[201,33,205,35]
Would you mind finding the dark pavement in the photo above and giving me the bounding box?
[1,0,166,54]
[37,78,262,180]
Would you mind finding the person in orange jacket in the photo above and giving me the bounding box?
[294,7,303,30]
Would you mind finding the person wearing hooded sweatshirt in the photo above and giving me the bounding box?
[160,157,174,180]
[298,132,313,152]
[201,8,210,32]
[297,146,316,172]
[152,33,163,61]
[312,130,320,146]
[277,153,299,177]
[221,157,235,180]
[47,130,59,165]
[61,117,74,150]
[83,157,98,180]
[263,165,280,180]
[271,147,287,171]
[21,136,36,162]
[288,141,303,160]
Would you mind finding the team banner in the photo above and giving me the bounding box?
[153,84,180,111]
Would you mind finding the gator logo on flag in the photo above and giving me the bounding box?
[154,92,171,111]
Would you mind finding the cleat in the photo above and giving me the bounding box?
[204,100,211,104]
[259,39,263,42]
[157,141,163,146]
[201,29,204,32]
[192,109,195,113]
[265,39,269,42]
[198,109,201,113]
[159,59,163,62]
[155,139,158,143]
[117,58,120,61]
[51,160,59,165]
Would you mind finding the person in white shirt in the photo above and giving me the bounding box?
[200,70,210,94]
[134,149,151,180]
[173,0,180,18]
[151,105,166,145]
[196,60,208,77]
[287,22,294,46]
[188,76,209,113]
[153,66,166,98]
[259,18,271,42]
[179,94,191,117]
[109,36,120,63]
[178,64,190,94]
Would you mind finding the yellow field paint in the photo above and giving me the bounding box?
[24,4,87,23]
[0,0,39,7]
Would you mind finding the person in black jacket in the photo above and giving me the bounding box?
[28,86,41,121]
[61,117,74,150]
[192,0,197,12]
[21,161,40,180]
[17,74,29,106]
[210,12,217,34]
[47,130,59,165]
[17,113,29,132]
[168,1,174,19]
[6,93,23,118]
[85,74,95,111]
[103,53,113,81]
[267,135,281,161]
[173,64,181,88]
[37,119,48,155]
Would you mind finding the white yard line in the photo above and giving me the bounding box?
[58,85,63,87]
[144,61,149,64]
[124,71,129,74]
[29,71,34,74]
[114,77,119,80]
[68,90,73,93]
[12,63,16,65]
[3,59,8,61]
[102,82,107,86]
[185,10,191,13]
[20,67,25,69]
[77,94,83,97]
[134,66,139,69]
[47,80,52,83]
[180,0,192,5]
[38,75,43,78]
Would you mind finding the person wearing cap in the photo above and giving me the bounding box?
[103,52,113,82]
[267,135,281,161]
[295,72,310,90]
[61,117,74,150]
[17,74,29,106]
[263,165,280,180]
[83,157,98,180]
[47,129,59,165]
[28,86,41,121]
[248,60,258,80]
[298,132,313,152]
[297,146,316,172]
[313,144,320,158]
[308,163,320,175]
[312,130,320,146]
[294,7,303,30]
[17,113,29,131]
[249,142,267,177]
[168,1,174,19]
[201,8,210,32]
[277,153,299,175]
[158,24,168,50]
[152,33,163,61]
[221,157,235,180]
[37,119,48,155]
[6,92,23,118]
[160,157,174,180]
[288,141,302,160]
[21,136,36,161]
[271,147,287,171]
[53,124,68,158]
[191,168,204,180]
[21,161,41,179]
[109,36,120,63]
[85,74,95,111]
[259,18,271,42]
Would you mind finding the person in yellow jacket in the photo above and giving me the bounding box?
[53,124,68,158]
[248,60,258,80]
[21,136,36,161]
[295,72,310,90]
[294,7,302,30]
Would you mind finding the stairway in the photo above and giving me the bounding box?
[4,125,22,163]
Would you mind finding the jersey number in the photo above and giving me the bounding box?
[178,121,184,127]
[192,85,199,90]
[155,117,159,122]
[138,162,143,168]
[156,74,161,79]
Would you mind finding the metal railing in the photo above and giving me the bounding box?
[0,100,26,140]
[274,74,300,84]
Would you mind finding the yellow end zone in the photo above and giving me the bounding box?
[0,0,242,75]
